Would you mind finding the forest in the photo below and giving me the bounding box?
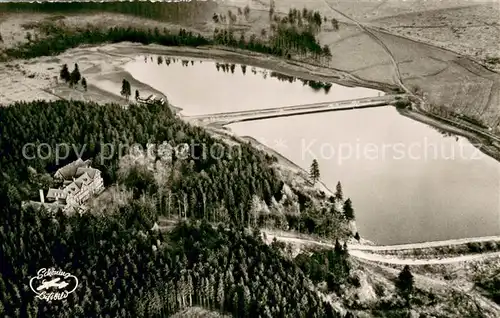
[1,1,331,64]
[2,23,329,63]
[0,98,356,317]
[0,1,214,23]
[0,204,346,317]
[0,100,280,223]
[0,99,353,236]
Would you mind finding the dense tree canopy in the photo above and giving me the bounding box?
[0,203,342,317]
[0,100,284,225]
[0,98,353,317]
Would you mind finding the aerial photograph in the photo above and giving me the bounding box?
[0,0,499,317]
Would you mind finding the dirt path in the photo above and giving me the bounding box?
[350,250,500,265]
[264,229,500,315]
[321,0,411,94]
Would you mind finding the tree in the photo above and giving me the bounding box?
[309,159,320,185]
[322,45,331,58]
[60,64,70,82]
[70,63,81,86]
[335,181,343,201]
[396,265,414,306]
[121,79,131,101]
[334,239,342,254]
[243,5,250,20]
[313,12,322,27]
[135,89,140,100]
[269,0,275,20]
[343,198,354,221]
[0,32,3,43]
[331,18,339,30]
[81,77,87,91]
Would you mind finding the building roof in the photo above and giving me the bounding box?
[75,167,99,179]
[46,188,67,200]
[54,158,91,180]
[47,168,99,199]
[64,181,81,195]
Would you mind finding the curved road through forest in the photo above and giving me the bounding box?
[264,232,500,265]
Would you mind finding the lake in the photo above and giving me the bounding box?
[125,55,500,245]
[124,56,383,115]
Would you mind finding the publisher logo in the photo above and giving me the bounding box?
[29,268,78,301]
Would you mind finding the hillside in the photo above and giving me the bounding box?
[0,1,499,317]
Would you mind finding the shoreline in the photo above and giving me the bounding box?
[1,43,498,246]
[4,41,499,164]
[106,42,400,94]
[100,43,500,165]
[203,125,370,246]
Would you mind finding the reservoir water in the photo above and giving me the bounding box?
[125,55,500,245]
[124,56,382,115]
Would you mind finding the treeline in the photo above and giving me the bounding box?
[272,25,330,59]
[0,1,215,22]
[2,26,211,60]
[274,7,339,32]
[213,27,330,61]
[3,22,331,63]
[0,203,343,317]
[0,1,333,64]
[270,71,333,93]
[212,27,329,61]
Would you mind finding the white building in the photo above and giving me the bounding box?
[25,159,104,214]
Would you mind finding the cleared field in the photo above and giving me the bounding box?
[368,29,500,129]
[369,1,500,71]
[222,0,500,132]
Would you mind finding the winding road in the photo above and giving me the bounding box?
[263,231,500,265]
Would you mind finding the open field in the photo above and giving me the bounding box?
[367,1,500,71]
[250,0,500,69]
[1,0,498,134]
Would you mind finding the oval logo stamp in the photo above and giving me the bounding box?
[29,268,79,301]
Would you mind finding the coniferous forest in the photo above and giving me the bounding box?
[0,1,331,63]
[0,100,283,221]
[0,206,341,317]
[0,100,353,317]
